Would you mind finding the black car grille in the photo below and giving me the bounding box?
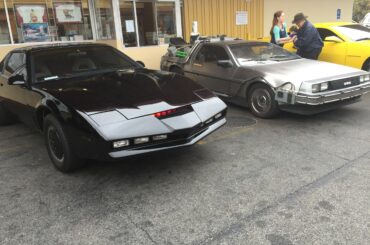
[329,77,360,90]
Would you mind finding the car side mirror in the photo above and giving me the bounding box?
[324,36,342,43]
[8,74,26,85]
[217,60,233,68]
[136,61,145,67]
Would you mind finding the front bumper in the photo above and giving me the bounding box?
[279,96,362,115]
[108,117,226,158]
[295,83,370,105]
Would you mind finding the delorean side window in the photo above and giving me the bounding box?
[194,45,229,64]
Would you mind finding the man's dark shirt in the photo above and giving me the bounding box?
[295,21,323,52]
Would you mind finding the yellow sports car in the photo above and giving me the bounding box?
[285,22,370,72]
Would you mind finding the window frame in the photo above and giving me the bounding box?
[317,28,343,42]
[0,0,182,47]
[4,51,26,75]
[118,0,181,48]
[192,44,233,66]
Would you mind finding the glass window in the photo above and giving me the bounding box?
[119,0,137,47]
[156,2,176,45]
[230,43,300,64]
[6,52,25,73]
[53,0,93,41]
[0,1,11,44]
[94,0,115,39]
[195,45,229,64]
[33,46,137,82]
[334,24,370,42]
[118,0,179,47]
[317,28,339,41]
[5,0,93,43]
[136,0,157,46]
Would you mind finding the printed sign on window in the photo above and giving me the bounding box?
[125,20,135,33]
[22,23,49,42]
[54,3,83,23]
[15,4,48,26]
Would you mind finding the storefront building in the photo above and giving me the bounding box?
[0,0,355,69]
[0,0,182,68]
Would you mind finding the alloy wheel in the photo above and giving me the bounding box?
[251,88,272,114]
[47,126,65,162]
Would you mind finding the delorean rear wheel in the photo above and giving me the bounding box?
[43,114,85,173]
[247,83,280,118]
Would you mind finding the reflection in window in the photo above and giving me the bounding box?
[54,0,93,41]
[195,46,229,63]
[136,0,157,46]
[157,2,176,45]
[6,53,25,73]
[0,1,11,44]
[120,0,137,47]
[94,0,116,39]
[120,0,178,47]
[5,0,93,43]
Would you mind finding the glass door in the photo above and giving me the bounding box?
[135,0,157,46]
[119,0,137,47]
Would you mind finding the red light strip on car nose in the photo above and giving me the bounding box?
[154,109,177,118]
[153,105,193,119]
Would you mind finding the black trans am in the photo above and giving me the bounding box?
[0,43,227,172]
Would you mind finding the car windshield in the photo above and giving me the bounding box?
[230,43,300,64]
[334,24,370,41]
[33,46,138,82]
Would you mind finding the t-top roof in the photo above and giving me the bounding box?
[11,42,109,53]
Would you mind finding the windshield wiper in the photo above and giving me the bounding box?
[269,55,290,59]
[238,58,253,62]
[356,37,370,41]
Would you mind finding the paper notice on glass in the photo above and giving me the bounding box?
[236,11,248,25]
[126,20,135,33]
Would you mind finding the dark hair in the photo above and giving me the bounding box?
[270,10,284,34]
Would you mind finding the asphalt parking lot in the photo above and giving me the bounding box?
[1,95,370,245]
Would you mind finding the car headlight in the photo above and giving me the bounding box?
[113,140,130,148]
[312,84,320,93]
[312,82,329,93]
[360,74,370,83]
[321,82,329,91]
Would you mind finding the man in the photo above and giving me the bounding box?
[292,13,323,60]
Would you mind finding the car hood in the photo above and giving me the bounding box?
[242,58,366,90]
[35,69,210,118]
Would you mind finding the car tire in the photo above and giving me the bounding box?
[0,102,15,126]
[363,60,370,72]
[170,66,184,75]
[247,83,280,118]
[43,114,85,173]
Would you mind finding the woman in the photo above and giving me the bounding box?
[270,11,291,46]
